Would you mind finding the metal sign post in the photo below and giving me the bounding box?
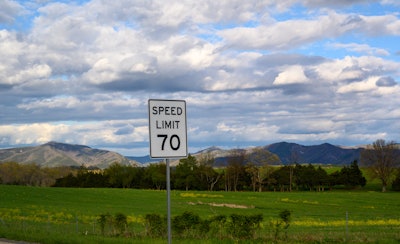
[148,99,188,244]
[166,158,171,244]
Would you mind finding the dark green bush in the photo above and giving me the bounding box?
[228,213,263,240]
[97,213,128,236]
[97,213,112,236]
[114,213,127,235]
[271,209,292,240]
[99,211,266,241]
[144,213,166,237]
[209,214,227,239]
[172,211,201,237]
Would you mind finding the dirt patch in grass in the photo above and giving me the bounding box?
[188,201,254,209]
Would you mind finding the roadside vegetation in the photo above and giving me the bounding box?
[0,139,399,243]
[0,185,399,243]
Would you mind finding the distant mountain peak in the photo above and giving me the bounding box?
[43,141,91,151]
[197,146,223,154]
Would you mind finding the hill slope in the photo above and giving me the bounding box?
[265,142,361,165]
[0,141,138,169]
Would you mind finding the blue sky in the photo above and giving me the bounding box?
[0,0,399,156]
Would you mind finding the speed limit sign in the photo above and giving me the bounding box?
[148,99,188,158]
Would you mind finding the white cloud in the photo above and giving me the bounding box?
[0,0,22,24]
[273,65,309,85]
[330,42,390,56]
[216,122,280,142]
[0,123,69,145]
[301,0,369,8]
[361,14,400,35]
[0,120,148,148]
[218,11,362,50]
[18,96,81,110]
[382,0,400,6]
[18,94,143,114]
[314,55,400,84]
[8,64,52,85]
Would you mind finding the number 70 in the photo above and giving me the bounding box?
[157,134,181,151]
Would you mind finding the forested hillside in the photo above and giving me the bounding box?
[265,142,362,165]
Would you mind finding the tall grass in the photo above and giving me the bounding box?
[0,185,399,243]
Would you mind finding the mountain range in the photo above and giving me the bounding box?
[0,141,363,168]
[130,142,363,166]
[0,141,139,169]
[264,142,362,165]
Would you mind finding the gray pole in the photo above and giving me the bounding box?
[346,211,349,242]
[166,158,172,244]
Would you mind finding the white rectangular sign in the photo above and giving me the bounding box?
[148,99,187,158]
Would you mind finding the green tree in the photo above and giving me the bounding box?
[0,162,58,186]
[174,155,199,190]
[43,166,74,186]
[103,163,138,188]
[315,166,329,191]
[225,149,247,191]
[197,153,221,191]
[293,164,329,191]
[338,160,366,189]
[361,139,400,192]
[245,163,259,192]
[144,163,166,190]
[0,162,23,184]
[245,147,280,192]
[129,167,146,189]
[391,171,400,191]
[103,163,124,188]
[259,164,276,191]
[271,166,291,191]
[53,173,79,187]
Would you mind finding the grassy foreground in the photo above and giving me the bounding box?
[0,185,399,243]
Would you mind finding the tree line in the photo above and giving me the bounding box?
[1,139,399,192]
[0,158,372,191]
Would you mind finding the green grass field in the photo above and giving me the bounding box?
[0,185,399,243]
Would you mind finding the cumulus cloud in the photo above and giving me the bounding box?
[0,0,22,24]
[218,12,366,50]
[337,77,379,93]
[273,65,310,85]
[376,76,397,87]
[0,120,148,151]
